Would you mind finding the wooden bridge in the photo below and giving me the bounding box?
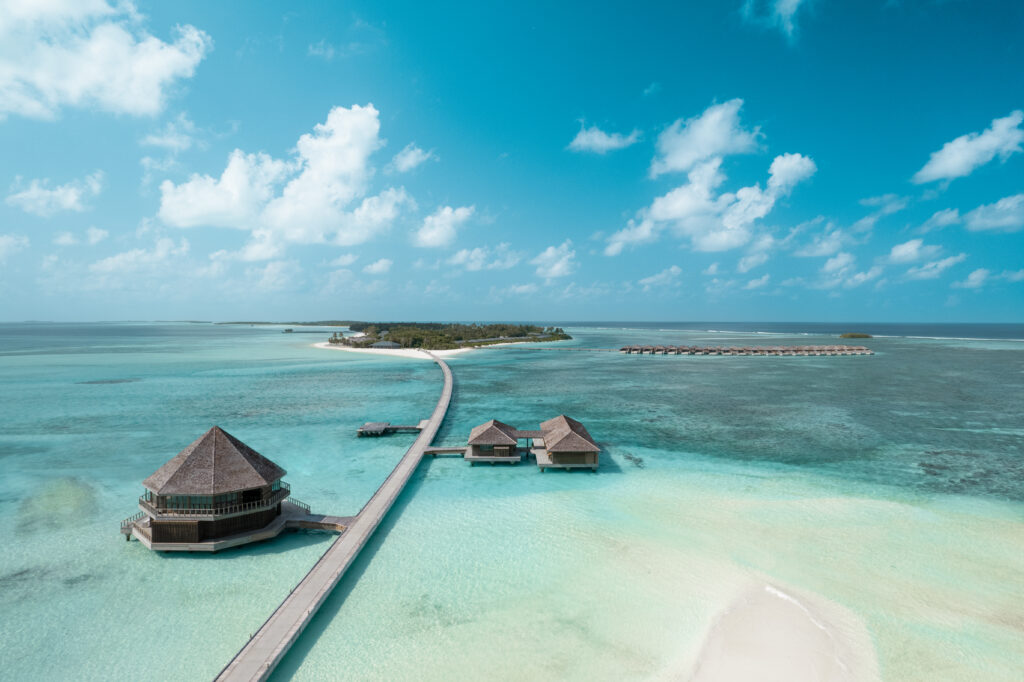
[216,350,453,681]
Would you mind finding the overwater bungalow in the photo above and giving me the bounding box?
[464,415,600,471]
[120,426,308,551]
[535,415,600,472]
[466,419,521,463]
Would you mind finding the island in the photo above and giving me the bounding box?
[327,322,571,350]
[839,332,873,339]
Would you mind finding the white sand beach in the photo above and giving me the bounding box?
[688,583,880,682]
[313,341,476,359]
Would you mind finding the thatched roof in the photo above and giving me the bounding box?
[143,426,286,496]
[540,415,599,453]
[468,419,518,446]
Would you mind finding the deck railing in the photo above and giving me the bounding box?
[286,497,311,514]
[139,484,291,519]
[120,510,146,533]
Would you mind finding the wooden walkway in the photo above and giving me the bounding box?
[216,350,452,682]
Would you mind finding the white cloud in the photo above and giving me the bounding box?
[744,273,770,289]
[767,153,818,193]
[912,111,1024,184]
[86,226,108,244]
[159,150,290,229]
[159,104,413,256]
[952,268,990,289]
[844,266,883,288]
[650,99,760,177]
[703,262,719,275]
[53,226,108,246]
[737,252,769,273]
[141,112,198,152]
[1001,269,1024,282]
[608,151,814,256]
[861,193,909,215]
[643,82,661,97]
[905,253,967,280]
[0,1,211,120]
[531,240,576,279]
[568,124,641,154]
[0,234,29,261]
[307,40,336,60]
[391,143,436,172]
[448,243,521,271]
[822,251,854,274]
[815,252,884,289]
[638,265,682,291]
[328,253,357,267]
[887,238,940,264]
[337,188,415,246]
[795,224,845,257]
[6,171,103,216]
[490,282,538,299]
[851,194,909,233]
[262,104,385,242]
[362,258,392,274]
[89,237,189,274]
[742,0,813,40]
[963,193,1024,232]
[246,260,303,292]
[919,208,961,233]
[414,205,474,248]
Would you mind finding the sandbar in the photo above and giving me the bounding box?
[687,583,880,682]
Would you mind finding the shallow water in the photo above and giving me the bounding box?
[0,323,1021,680]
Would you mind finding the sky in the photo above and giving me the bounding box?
[0,0,1022,322]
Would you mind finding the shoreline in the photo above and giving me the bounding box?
[313,339,564,358]
[313,341,475,359]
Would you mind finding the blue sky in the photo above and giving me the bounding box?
[0,0,1022,322]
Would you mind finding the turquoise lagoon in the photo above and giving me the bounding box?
[1,323,1022,680]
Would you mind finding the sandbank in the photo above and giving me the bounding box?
[688,583,880,682]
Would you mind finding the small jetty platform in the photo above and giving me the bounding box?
[619,344,872,356]
[357,420,429,436]
[216,351,452,682]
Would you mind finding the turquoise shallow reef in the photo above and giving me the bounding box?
[0,322,1022,680]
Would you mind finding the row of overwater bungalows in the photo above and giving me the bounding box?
[619,344,872,356]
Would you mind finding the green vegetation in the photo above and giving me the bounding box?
[840,332,873,339]
[328,323,571,350]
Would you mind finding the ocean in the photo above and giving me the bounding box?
[0,322,1021,680]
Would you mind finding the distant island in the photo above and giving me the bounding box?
[839,332,873,339]
[218,320,356,326]
[328,322,571,350]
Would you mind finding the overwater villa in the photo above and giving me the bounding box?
[619,344,872,356]
[464,415,600,471]
[119,426,325,552]
[534,415,600,471]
